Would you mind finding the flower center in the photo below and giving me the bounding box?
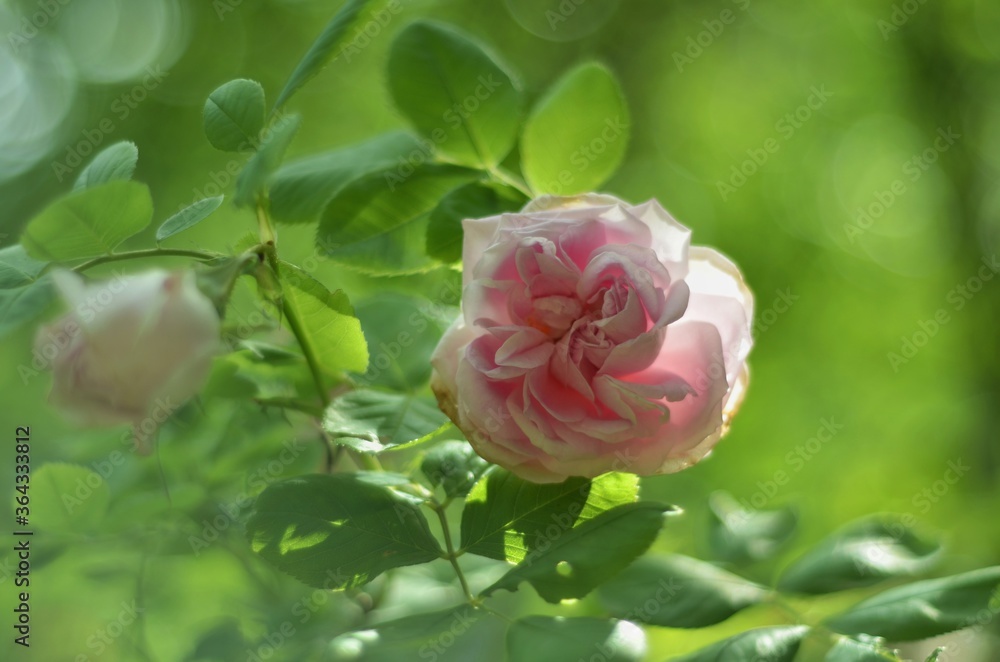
[524,294,583,338]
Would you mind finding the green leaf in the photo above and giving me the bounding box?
[426,182,527,263]
[597,554,767,628]
[234,114,301,207]
[924,648,945,662]
[353,292,442,390]
[777,515,942,595]
[272,0,382,112]
[387,20,522,168]
[20,181,153,261]
[480,502,673,603]
[155,195,225,242]
[31,463,111,534]
[506,616,646,662]
[824,636,901,661]
[245,473,442,589]
[328,605,493,662]
[318,164,478,275]
[213,349,314,403]
[708,491,798,564]
[269,132,424,224]
[279,261,369,375]
[460,469,640,563]
[0,245,47,289]
[73,140,139,190]
[0,277,56,340]
[203,79,266,152]
[521,62,629,195]
[322,389,449,454]
[420,441,490,499]
[824,567,1000,641]
[672,626,809,662]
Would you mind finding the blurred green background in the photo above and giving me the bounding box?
[2,0,999,659]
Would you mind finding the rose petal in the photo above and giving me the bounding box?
[626,199,692,282]
[683,247,754,385]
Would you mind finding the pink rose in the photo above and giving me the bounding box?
[431,194,753,483]
[36,269,220,448]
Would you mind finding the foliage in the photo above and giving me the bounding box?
[4,1,998,660]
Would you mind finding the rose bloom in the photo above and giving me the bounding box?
[431,195,753,483]
[36,269,220,448]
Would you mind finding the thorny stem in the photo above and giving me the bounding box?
[71,248,219,272]
[280,295,330,408]
[256,201,382,473]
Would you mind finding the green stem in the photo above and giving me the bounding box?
[72,248,220,272]
[278,286,382,473]
[256,201,281,280]
[255,201,380,472]
[481,604,513,624]
[280,297,331,408]
[354,452,382,472]
[431,502,476,604]
[256,198,278,247]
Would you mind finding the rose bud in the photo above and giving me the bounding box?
[431,194,754,483]
[36,269,221,450]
